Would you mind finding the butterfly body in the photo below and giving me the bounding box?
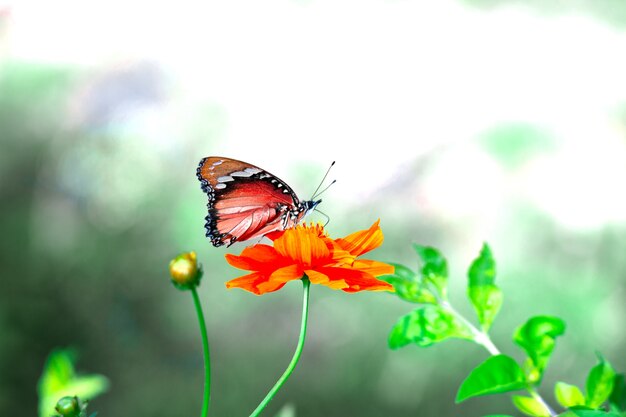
[196,157,321,247]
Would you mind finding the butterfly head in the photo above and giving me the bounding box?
[302,199,322,214]
[295,199,321,221]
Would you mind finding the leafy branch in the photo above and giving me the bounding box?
[383,243,626,417]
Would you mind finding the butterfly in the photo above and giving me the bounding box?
[196,156,323,247]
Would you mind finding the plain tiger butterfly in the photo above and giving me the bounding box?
[196,156,325,247]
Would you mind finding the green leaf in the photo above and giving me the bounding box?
[467,244,502,332]
[468,284,503,332]
[513,315,566,381]
[569,406,623,417]
[381,263,437,304]
[609,374,626,412]
[384,276,438,304]
[456,355,527,403]
[389,305,473,349]
[512,395,551,417]
[586,354,616,409]
[468,243,496,286]
[38,348,76,395]
[555,382,586,408]
[412,244,448,298]
[484,415,516,417]
[38,349,109,417]
[389,263,415,281]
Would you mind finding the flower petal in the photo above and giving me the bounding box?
[225,272,267,295]
[351,259,395,276]
[254,281,288,294]
[225,244,285,271]
[256,264,304,294]
[252,281,285,295]
[335,220,383,256]
[269,264,303,282]
[316,266,394,292]
[327,240,355,265]
[273,226,331,267]
[305,269,348,290]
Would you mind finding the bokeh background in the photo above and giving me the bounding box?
[1,1,626,416]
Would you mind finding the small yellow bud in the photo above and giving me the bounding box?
[169,251,202,289]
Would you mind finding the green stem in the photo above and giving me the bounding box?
[441,301,556,417]
[440,302,500,355]
[529,387,557,417]
[250,277,311,417]
[191,287,211,417]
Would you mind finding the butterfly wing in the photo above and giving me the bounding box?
[196,157,302,246]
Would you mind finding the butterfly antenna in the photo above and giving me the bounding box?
[312,179,336,200]
[314,207,331,227]
[311,161,335,200]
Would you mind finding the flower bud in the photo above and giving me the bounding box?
[54,396,82,417]
[169,251,202,289]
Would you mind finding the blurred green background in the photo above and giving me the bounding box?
[1,1,626,416]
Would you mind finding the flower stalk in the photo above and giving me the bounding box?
[168,251,211,417]
[192,287,211,417]
[249,277,311,417]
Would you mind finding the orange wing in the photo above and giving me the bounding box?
[196,157,302,246]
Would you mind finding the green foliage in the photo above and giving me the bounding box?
[567,407,623,417]
[609,374,626,413]
[513,316,566,382]
[467,243,502,332]
[386,244,485,351]
[552,354,622,415]
[389,305,473,349]
[456,355,527,402]
[38,349,108,417]
[386,243,510,353]
[555,382,586,408]
[412,244,448,299]
[512,395,551,417]
[381,263,437,304]
[586,354,616,409]
[387,242,625,417]
[468,243,496,286]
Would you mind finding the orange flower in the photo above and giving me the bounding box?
[225,220,394,295]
